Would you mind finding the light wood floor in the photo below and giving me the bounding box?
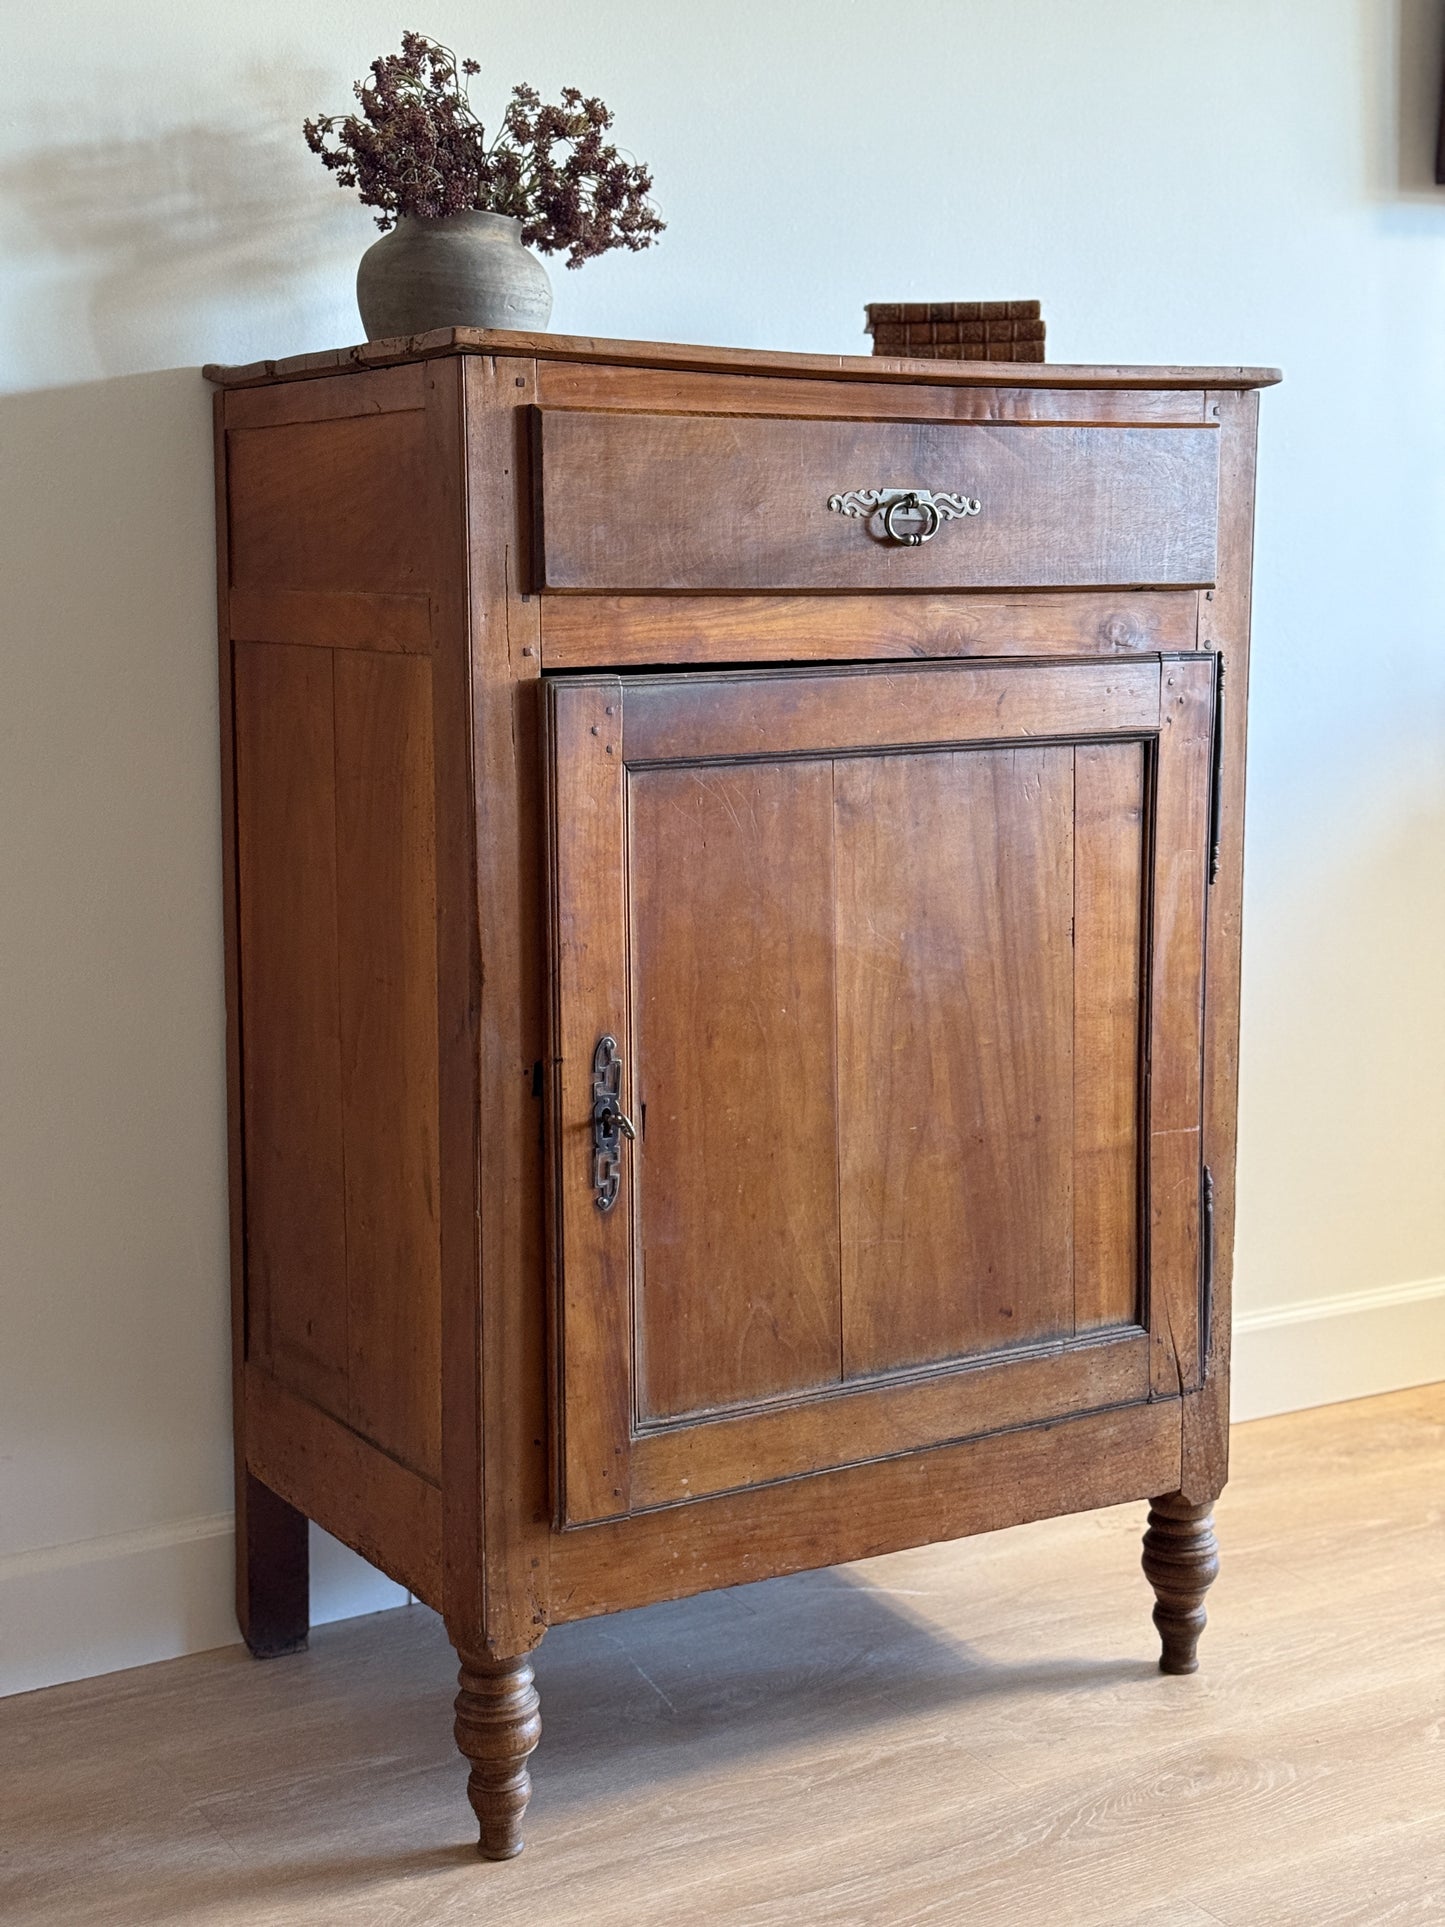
[3,1386,1442,1926]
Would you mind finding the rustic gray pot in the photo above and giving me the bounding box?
[355,210,553,339]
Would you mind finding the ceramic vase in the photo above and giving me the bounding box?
[356,210,553,339]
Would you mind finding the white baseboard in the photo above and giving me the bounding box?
[0,1515,408,1699]
[1230,1274,1445,1422]
[3,1278,1441,1699]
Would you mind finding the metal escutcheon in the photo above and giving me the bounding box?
[591,1035,635,1213]
[828,486,982,546]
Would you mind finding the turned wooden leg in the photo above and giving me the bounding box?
[1142,1492,1220,1675]
[236,1469,309,1658]
[454,1650,543,1860]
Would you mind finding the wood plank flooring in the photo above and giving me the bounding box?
[2,1385,1441,1925]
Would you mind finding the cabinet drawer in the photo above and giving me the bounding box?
[536,410,1220,593]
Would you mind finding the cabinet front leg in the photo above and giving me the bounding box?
[453,1649,543,1859]
[1142,1492,1219,1675]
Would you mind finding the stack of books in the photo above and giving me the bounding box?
[865,301,1045,362]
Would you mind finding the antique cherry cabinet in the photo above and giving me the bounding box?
[206,329,1276,1858]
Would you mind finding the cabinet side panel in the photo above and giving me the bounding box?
[837,746,1075,1374]
[334,651,443,1481]
[227,410,431,598]
[1147,658,1214,1400]
[1072,742,1146,1330]
[225,363,453,1514]
[233,640,349,1414]
[1184,389,1262,1499]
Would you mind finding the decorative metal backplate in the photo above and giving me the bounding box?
[591,1034,627,1213]
[828,486,982,546]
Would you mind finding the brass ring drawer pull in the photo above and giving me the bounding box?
[828,487,982,546]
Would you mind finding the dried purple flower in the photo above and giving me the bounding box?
[304,31,664,265]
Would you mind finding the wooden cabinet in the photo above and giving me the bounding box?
[207,330,1276,1860]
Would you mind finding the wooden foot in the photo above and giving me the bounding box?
[1142,1493,1219,1675]
[236,1470,309,1658]
[454,1650,542,1860]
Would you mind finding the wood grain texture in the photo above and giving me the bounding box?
[539,589,1200,670]
[1141,1492,1220,1674]
[227,586,432,654]
[835,747,1074,1374]
[1147,657,1215,1399]
[1183,389,1262,1505]
[535,360,1211,421]
[538,414,1221,593]
[244,1366,442,1606]
[5,1388,1436,1927]
[552,1399,1181,1620]
[203,325,1282,391]
[620,658,1162,765]
[333,651,443,1481]
[547,677,633,1526]
[1072,742,1146,1331]
[548,656,1198,1524]
[453,1651,543,1859]
[628,1333,1150,1509]
[227,411,431,598]
[629,759,842,1420]
[427,359,489,1649]
[216,388,310,1660]
[209,343,1267,1862]
[232,634,447,1483]
[458,356,552,1653]
[232,640,348,1416]
[222,360,428,428]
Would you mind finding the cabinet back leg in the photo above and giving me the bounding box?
[236,1470,309,1658]
[454,1650,543,1860]
[1142,1492,1219,1674]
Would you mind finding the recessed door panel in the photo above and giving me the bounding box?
[629,761,841,1421]
[836,746,1076,1376]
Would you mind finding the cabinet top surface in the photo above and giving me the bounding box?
[203,325,1281,393]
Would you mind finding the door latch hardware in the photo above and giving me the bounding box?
[591,1034,635,1213]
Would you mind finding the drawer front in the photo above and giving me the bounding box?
[536,410,1220,593]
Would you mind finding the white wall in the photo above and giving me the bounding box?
[3,0,1443,1696]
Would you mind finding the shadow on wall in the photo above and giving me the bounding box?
[0,97,362,377]
[0,366,423,1670]
[0,368,235,1557]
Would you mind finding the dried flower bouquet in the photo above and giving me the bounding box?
[305,31,663,268]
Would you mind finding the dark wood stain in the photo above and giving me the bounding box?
[538,412,1221,593]
[212,338,1271,1858]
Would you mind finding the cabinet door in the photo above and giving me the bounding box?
[547,656,1214,1525]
